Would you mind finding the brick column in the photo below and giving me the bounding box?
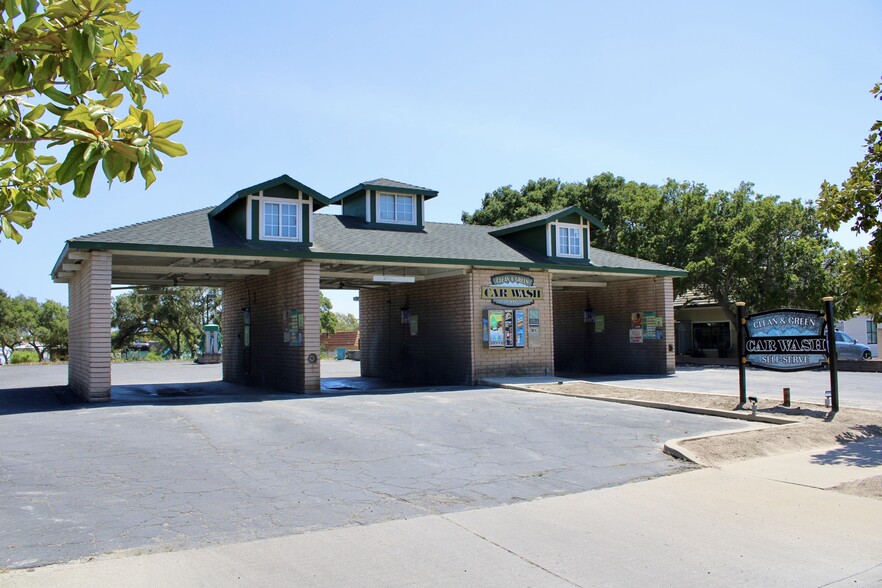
[68,251,112,401]
[294,261,321,392]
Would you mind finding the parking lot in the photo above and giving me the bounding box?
[0,363,749,569]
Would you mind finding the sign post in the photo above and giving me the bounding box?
[736,301,747,405]
[823,296,839,412]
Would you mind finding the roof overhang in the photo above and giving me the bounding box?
[52,240,686,291]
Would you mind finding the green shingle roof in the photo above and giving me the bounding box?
[331,178,439,202]
[67,208,685,277]
[210,174,331,218]
[489,206,604,235]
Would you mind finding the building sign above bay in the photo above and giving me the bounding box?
[481,273,543,307]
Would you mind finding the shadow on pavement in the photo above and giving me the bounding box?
[0,379,474,416]
[811,433,882,468]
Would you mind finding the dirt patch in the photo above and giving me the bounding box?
[522,381,882,499]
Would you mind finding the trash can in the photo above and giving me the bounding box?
[336,347,346,360]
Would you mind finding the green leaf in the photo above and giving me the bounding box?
[5,210,35,226]
[43,86,76,106]
[21,0,37,17]
[1,216,23,243]
[23,104,46,121]
[150,119,182,139]
[139,162,156,189]
[4,0,21,19]
[56,143,88,184]
[36,155,57,165]
[152,137,187,157]
[109,141,139,162]
[101,150,127,182]
[72,161,99,197]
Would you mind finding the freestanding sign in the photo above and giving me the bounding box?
[737,299,840,411]
[744,309,827,371]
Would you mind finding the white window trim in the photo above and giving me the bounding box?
[376,192,417,226]
[259,195,302,242]
[556,222,584,258]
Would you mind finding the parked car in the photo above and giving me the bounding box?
[834,331,873,360]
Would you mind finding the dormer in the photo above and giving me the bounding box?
[489,206,604,263]
[209,175,331,246]
[331,179,438,231]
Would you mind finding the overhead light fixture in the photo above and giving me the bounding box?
[373,275,416,283]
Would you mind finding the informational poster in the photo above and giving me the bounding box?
[410,315,419,336]
[642,312,664,340]
[528,309,540,347]
[487,310,505,348]
[631,312,643,329]
[283,308,303,347]
[630,328,643,344]
[643,311,657,339]
[482,317,489,342]
[515,310,526,347]
[504,310,515,348]
[594,315,604,333]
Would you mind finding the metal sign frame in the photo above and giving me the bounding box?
[736,298,839,411]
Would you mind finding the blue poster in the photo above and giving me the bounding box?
[515,310,526,347]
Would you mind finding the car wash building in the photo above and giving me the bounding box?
[52,175,686,402]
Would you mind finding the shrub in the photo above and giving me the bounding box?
[10,350,39,364]
[144,351,164,362]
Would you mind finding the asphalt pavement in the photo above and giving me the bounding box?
[0,377,746,569]
[2,360,881,586]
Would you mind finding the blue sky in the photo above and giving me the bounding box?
[2,0,879,317]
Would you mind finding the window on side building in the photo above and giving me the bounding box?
[378,193,415,225]
[868,320,878,345]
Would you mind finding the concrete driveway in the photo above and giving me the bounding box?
[0,366,748,569]
[582,365,882,409]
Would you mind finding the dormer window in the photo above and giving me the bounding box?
[557,224,582,258]
[378,192,415,225]
[261,198,300,241]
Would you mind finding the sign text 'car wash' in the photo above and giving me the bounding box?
[481,273,543,307]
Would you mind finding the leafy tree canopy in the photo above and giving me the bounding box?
[112,287,211,359]
[463,174,848,322]
[334,312,358,332]
[320,292,337,334]
[818,77,881,317]
[0,0,186,243]
[819,77,882,262]
[0,289,68,361]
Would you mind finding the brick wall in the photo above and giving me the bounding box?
[471,269,554,381]
[359,274,474,385]
[221,261,321,392]
[359,270,556,384]
[68,251,112,402]
[560,277,675,374]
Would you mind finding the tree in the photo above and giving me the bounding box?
[334,312,359,332]
[684,185,847,324]
[38,298,67,359]
[0,292,68,361]
[112,287,205,358]
[818,77,881,262]
[837,248,882,320]
[0,0,186,243]
[320,292,337,334]
[0,288,22,362]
